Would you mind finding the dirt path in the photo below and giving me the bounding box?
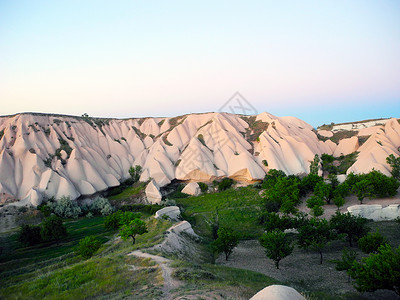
[128,250,182,300]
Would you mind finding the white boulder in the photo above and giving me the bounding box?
[250,285,305,300]
[347,204,400,221]
[181,182,201,196]
[155,206,181,221]
[145,180,162,204]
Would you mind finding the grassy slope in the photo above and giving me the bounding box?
[0,216,172,299]
[175,186,264,239]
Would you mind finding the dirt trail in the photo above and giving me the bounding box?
[129,250,182,300]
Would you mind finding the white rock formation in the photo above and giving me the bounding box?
[181,182,201,196]
[0,113,399,206]
[250,285,305,300]
[145,180,162,204]
[348,204,400,221]
[155,206,181,221]
[333,136,359,157]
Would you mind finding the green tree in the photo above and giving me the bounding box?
[75,236,101,259]
[386,154,400,180]
[259,230,294,269]
[18,224,43,246]
[306,195,325,217]
[358,230,388,254]
[332,247,357,282]
[217,178,234,191]
[330,212,369,247]
[119,218,147,245]
[349,244,400,296]
[298,218,337,264]
[333,195,345,210]
[314,181,333,204]
[129,165,142,183]
[352,179,373,204]
[40,215,67,245]
[299,173,323,196]
[309,154,320,175]
[212,227,240,261]
[321,153,337,175]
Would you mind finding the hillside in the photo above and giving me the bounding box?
[0,112,399,206]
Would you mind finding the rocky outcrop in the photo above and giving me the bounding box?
[181,182,201,196]
[250,285,305,300]
[348,204,400,221]
[155,206,181,221]
[0,113,399,206]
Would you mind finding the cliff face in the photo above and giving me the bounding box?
[0,112,399,206]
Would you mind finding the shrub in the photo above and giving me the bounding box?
[90,197,113,216]
[358,230,388,253]
[48,196,82,219]
[18,224,43,246]
[217,178,234,191]
[40,215,67,245]
[198,182,208,193]
[386,154,400,180]
[129,165,142,183]
[349,244,400,296]
[104,211,142,229]
[75,236,101,259]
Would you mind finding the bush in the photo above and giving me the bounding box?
[18,224,43,246]
[358,230,388,254]
[198,182,208,193]
[75,236,101,259]
[48,196,82,219]
[104,211,142,229]
[90,197,113,216]
[217,178,234,191]
[129,165,142,183]
[349,244,400,296]
[40,215,67,245]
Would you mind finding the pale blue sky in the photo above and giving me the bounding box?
[1,1,399,126]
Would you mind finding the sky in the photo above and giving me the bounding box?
[1,0,399,127]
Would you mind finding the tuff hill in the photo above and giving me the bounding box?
[0,112,399,206]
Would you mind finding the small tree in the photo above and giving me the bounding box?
[358,230,388,254]
[119,219,147,245]
[40,215,67,245]
[18,224,43,246]
[330,211,369,247]
[314,181,333,204]
[349,244,400,296]
[298,218,337,264]
[129,165,142,183]
[306,195,325,217]
[259,230,294,269]
[332,247,357,282]
[75,236,101,259]
[386,154,400,180]
[333,195,345,211]
[212,227,240,261]
[217,178,234,191]
[352,179,373,204]
[309,154,320,175]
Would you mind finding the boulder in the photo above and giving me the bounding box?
[155,206,181,221]
[145,180,162,204]
[347,204,400,221]
[250,285,305,300]
[181,182,201,196]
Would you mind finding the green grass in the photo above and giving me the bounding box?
[171,260,277,299]
[175,186,264,239]
[0,215,172,299]
[108,182,145,201]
